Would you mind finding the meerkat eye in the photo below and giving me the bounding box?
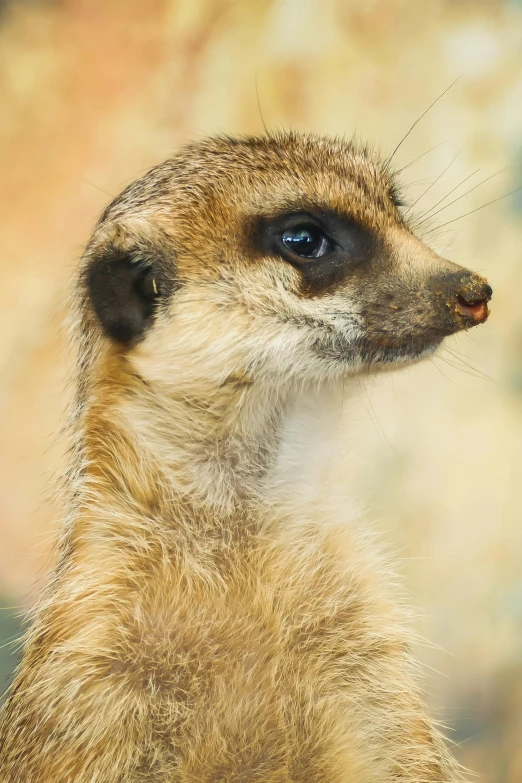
[254,210,375,294]
[281,226,331,259]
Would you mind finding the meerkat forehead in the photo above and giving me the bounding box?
[107,133,401,234]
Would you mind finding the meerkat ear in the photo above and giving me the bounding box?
[85,222,177,344]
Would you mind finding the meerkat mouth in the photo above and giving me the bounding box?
[455,296,490,324]
[357,336,442,369]
[310,329,443,369]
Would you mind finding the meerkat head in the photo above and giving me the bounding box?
[80,133,492,397]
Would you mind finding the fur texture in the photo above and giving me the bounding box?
[0,133,492,782]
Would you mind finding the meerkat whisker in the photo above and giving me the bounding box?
[441,347,494,382]
[437,353,491,382]
[254,74,270,136]
[395,142,448,175]
[416,168,511,226]
[423,184,522,231]
[386,76,462,166]
[406,151,462,212]
[413,166,479,220]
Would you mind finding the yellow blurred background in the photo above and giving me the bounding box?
[0,0,521,780]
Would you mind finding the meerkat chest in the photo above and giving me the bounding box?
[124,383,378,695]
[110,522,390,781]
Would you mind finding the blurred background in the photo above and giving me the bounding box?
[0,0,520,779]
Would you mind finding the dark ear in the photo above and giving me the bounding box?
[85,225,177,344]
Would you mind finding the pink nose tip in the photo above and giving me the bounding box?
[456,297,489,324]
[455,280,492,325]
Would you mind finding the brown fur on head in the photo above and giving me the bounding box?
[81,132,491,392]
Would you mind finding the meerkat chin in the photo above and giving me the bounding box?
[0,133,491,782]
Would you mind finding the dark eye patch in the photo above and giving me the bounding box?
[253,208,376,295]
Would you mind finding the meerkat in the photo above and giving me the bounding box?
[0,133,492,782]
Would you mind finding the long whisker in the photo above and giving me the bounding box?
[83,179,114,198]
[416,168,510,227]
[362,377,397,455]
[443,347,494,382]
[407,151,461,212]
[175,239,209,267]
[255,74,269,136]
[406,177,439,187]
[430,357,462,388]
[423,185,522,233]
[438,347,494,383]
[416,224,458,245]
[436,354,488,382]
[386,76,462,166]
[414,167,481,222]
[395,143,448,174]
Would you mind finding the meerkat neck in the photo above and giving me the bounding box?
[77,351,325,535]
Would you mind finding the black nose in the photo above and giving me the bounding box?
[458,281,493,307]
[455,275,492,325]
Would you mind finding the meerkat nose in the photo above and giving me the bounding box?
[456,279,492,324]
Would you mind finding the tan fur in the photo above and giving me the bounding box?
[0,133,491,781]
